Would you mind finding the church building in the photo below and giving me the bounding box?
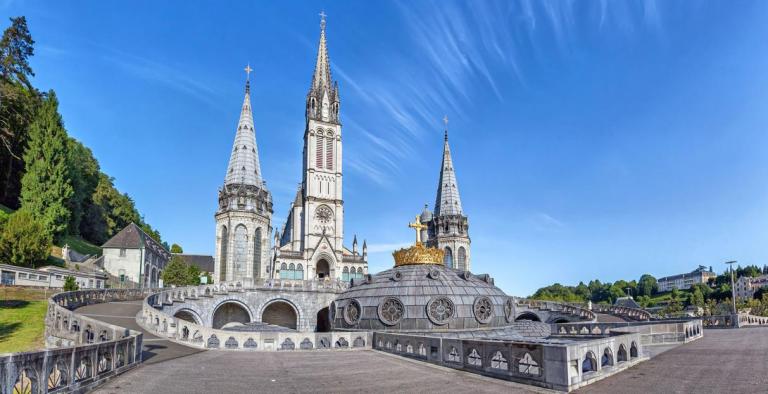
[273,17,368,281]
[418,123,471,271]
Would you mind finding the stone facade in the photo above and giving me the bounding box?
[214,75,273,283]
[657,265,716,292]
[274,17,367,281]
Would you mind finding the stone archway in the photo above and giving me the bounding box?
[262,300,298,330]
[174,309,202,325]
[316,259,330,279]
[515,312,542,322]
[316,307,331,332]
[212,301,251,329]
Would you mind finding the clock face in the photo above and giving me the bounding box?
[315,206,333,223]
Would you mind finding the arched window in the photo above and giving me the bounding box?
[583,352,597,373]
[518,352,540,376]
[254,228,262,279]
[325,133,333,170]
[617,344,628,362]
[443,247,453,268]
[601,347,613,367]
[316,135,324,169]
[630,342,638,358]
[233,225,248,274]
[357,267,363,278]
[296,264,304,280]
[289,263,296,280]
[280,263,288,280]
[457,247,466,270]
[219,226,228,282]
[342,267,350,282]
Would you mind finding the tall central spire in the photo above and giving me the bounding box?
[434,119,463,216]
[306,12,340,123]
[312,11,332,92]
[224,67,264,187]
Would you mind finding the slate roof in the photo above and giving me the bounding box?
[434,132,463,216]
[174,254,215,273]
[102,223,169,259]
[614,296,641,309]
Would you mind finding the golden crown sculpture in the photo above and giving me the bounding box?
[392,216,445,266]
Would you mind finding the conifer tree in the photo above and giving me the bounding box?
[20,90,73,240]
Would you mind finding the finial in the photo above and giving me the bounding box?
[319,10,327,30]
[244,64,253,94]
[443,115,449,140]
[408,215,428,244]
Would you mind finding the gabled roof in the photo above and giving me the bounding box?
[102,223,169,258]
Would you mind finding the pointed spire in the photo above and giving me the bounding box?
[224,67,264,187]
[434,116,463,216]
[312,11,332,91]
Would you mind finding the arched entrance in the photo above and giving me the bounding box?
[316,259,330,279]
[212,301,251,329]
[174,309,201,325]
[316,307,330,332]
[262,300,298,330]
[515,312,542,322]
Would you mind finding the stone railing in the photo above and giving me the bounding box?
[372,329,645,392]
[141,284,371,351]
[515,298,597,321]
[703,313,768,328]
[153,279,347,304]
[551,319,703,345]
[590,304,652,321]
[1,288,150,394]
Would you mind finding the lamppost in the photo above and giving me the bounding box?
[725,260,738,325]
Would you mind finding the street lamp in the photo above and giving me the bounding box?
[725,260,737,316]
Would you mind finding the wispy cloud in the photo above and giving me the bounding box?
[532,212,566,231]
[101,48,223,107]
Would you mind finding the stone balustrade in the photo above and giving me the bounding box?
[551,319,703,345]
[1,288,150,394]
[590,304,652,321]
[515,298,597,321]
[140,283,371,351]
[703,313,768,328]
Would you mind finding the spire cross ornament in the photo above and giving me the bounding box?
[408,215,428,244]
[244,64,253,80]
[443,115,449,140]
[319,10,327,29]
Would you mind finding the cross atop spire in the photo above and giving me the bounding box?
[244,64,253,93]
[443,115,449,140]
[319,10,327,29]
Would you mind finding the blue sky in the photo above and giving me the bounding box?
[5,1,768,296]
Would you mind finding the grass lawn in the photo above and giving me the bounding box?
[0,287,51,354]
[59,235,102,257]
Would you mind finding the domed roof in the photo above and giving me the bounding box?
[420,204,433,222]
[331,264,512,332]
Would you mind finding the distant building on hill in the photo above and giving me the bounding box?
[735,275,768,300]
[657,265,716,292]
[101,223,170,288]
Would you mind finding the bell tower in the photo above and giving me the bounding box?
[301,13,344,278]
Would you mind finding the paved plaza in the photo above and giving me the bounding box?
[81,302,768,393]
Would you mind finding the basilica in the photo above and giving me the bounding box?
[213,17,369,283]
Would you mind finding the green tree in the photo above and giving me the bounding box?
[0,209,51,267]
[691,287,705,309]
[20,91,73,241]
[0,17,39,209]
[65,138,100,235]
[637,274,657,297]
[170,243,183,253]
[161,255,199,286]
[62,275,78,291]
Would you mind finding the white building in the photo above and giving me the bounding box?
[273,16,368,281]
[735,275,768,300]
[657,266,716,292]
[101,223,170,288]
[0,263,106,289]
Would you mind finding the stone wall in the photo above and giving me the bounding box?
[140,283,372,352]
[0,288,148,394]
